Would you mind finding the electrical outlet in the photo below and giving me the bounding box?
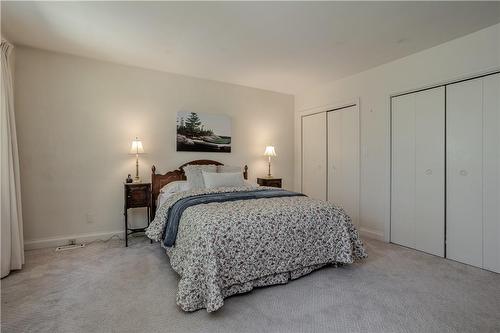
[86,213,95,224]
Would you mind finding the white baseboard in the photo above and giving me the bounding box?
[24,230,125,250]
[24,227,383,250]
[359,227,385,241]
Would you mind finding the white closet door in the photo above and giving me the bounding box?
[447,78,483,268]
[391,87,444,256]
[302,112,327,200]
[482,74,500,273]
[391,93,416,248]
[327,105,359,226]
[415,87,445,256]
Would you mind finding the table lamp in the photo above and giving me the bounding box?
[130,137,145,183]
[264,146,276,178]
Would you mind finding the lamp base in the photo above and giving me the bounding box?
[134,155,141,183]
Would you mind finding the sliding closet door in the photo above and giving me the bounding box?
[327,106,359,226]
[447,78,483,267]
[391,87,445,256]
[482,74,500,273]
[302,112,327,200]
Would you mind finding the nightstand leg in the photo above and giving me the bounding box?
[124,209,128,247]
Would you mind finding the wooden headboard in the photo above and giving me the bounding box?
[150,160,248,219]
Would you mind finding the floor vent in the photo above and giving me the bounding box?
[55,243,86,252]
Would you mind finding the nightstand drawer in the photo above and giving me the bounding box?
[264,180,282,188]
[257,178,282,188]
[125,184,150,207]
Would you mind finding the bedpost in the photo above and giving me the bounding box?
[244,165,248,180]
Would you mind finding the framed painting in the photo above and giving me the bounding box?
[176,111,231,153]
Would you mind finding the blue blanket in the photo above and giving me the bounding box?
[163,189,305,247]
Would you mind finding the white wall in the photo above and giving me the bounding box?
[14,46,294,248]
[295,23,500,241]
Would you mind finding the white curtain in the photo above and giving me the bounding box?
[1,40,24,278]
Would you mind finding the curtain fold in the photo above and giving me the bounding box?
[1,40,24,278]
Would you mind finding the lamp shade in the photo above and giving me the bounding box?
[264,146,276,157]
[130,137,144,154]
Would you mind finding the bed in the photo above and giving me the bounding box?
[146,160,366,312]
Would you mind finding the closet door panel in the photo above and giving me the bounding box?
[447,78,483,267]
[302,112,327,200]
[415,87,445,257]
[482,74,500,273]
[327,106,359,226]
[391,94,416,248]
[328,110,342,205]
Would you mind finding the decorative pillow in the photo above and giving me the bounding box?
[183,164,217,189]
[202,171,244,189]
[217,165,242,173]
[160,180,190,194]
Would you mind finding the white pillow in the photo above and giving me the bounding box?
[244,180,259,188]
[160,180,190,195]
[217,165,242,173]
[202,171,244,189]
[184,164,217,189]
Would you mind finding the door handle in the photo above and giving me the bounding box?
[425,169,432,176]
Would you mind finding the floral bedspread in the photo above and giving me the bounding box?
[146,186,367,312]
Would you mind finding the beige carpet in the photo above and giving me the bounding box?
[1,237,499,333]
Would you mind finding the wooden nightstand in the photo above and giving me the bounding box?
[257,177,282,188]
[124,182,151,247]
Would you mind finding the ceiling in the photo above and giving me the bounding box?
[2,1,500,94]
